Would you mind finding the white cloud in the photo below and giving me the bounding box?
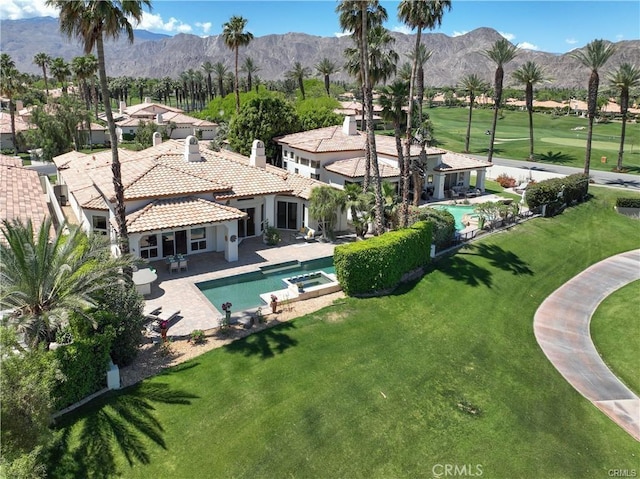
[334,31,351,38]
[195,22,212,34]
[615,34,624,41]
[452,30,469,37]
[499,32,516,42]
[392,25,413,35]
[565,38,578,45]
[0,0,58,20]
[517,42,539,51]
[139,11,192,34]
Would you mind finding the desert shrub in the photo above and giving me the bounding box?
[496,173,517,188]
[189,329,206,345]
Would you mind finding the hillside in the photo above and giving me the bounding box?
[1,17,638,89]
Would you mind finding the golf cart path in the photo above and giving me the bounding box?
[534,249,640,441]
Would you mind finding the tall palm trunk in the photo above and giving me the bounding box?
[584,71,599,176]
[42,65,49,96]
[96,34,129,255]
[465,93,475,152]
[9,100,17,154]
[487,65,503,163]
[234,47,240,113]
[525,83,534,160]
[617,93,628,171]
[402,26,422,226]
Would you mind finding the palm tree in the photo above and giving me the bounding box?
[240,56,260,93]
[0,56,27,154]
[379,80,409,225]
[286,62,311,99]
[71,54,95,110]
[343,183,371,238]
[315,58,338,96]
[397,0,451,225]
[483,37,518,163]
[512,61,549,161]
[0,218,133,349]
[222,15,253,114]
[50,57,71,94]
[571,39,616,176]
[337,0,388,235]
[201,61,214,101]
[48,0,152,256]
[458,73,490,153]
[309,186,343,241]
[33,52,52,96]
[213,61,228,98]
[607,63,640,172]
[407,44,432,124]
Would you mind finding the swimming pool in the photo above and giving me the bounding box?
[196,257,336,312]
[431,204,478,230]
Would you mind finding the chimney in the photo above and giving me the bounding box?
[144,96,151,104]
[119,101,126,115]
[15,100,24,111]
[152,131,162,147]
[342,115,357,135]
[156,112,163,124]
[184,135,201,162]
[249,139,266,169]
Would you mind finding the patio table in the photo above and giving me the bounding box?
[132,267,158,296]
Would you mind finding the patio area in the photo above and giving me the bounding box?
[142,233,351,337]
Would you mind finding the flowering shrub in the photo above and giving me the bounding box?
[221,302,232,312]
[496,173,517,188]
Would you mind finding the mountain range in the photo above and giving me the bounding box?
[2,16,639,89]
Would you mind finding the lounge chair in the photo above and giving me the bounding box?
[145,308,181,332]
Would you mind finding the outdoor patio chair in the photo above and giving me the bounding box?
[169,261,179,273]
[179,258,188,271]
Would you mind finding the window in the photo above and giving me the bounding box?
[300,158,309,166]
[427,175,434,184]
[294,168,299,174]
[283,161,288,169]
[276,201,298,229]
[311,173,320,180]
[140,234,159,259]
[92,215,108,235]
[190,227,207,251]
[310,160,320,169]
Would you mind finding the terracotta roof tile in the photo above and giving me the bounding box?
[0,163,49,240]
[324,157,401,179]
[124,197,246,233]
[435,152,493,172]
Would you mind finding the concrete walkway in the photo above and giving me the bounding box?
[534,249,640,441]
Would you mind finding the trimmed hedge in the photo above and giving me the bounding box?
[616,197,640,208]
[53,335,111,410]
[525,174,589,216]
[334,221,432,296]
[409,206,456,248]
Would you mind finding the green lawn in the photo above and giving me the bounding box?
[591,280,640,394]
[425,106,640,173]
[48,186,640,479]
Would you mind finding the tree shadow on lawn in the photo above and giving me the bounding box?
[224,320,298,359]
[538,150,574,164]
[48,382,198,478]
[437,243,534,288]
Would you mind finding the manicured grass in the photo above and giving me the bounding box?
[425,106,640,173]
[591,280,640,395]
[48,186,640,479]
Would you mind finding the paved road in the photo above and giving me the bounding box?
[470,154,640,191]
[534,249,640,441]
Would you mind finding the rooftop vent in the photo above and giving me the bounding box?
[184,135,201,162]
[250,139,266,169]
[153,131,162,147]
[342,115,357,136]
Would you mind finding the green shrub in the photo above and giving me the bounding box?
[121,133,135,141]
[616,197,640,208]
[53,335,111,410]
[409,206,455,248]
[334,221,432,296]
[525,174,588,216]
[189,329,206,345]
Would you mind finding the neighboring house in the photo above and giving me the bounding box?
[115,99,218,142]
[52,136,339,262]
[0,154,50,243]
[0,110,35,151]
[275,116,491,200]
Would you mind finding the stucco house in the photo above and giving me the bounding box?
[51,135,338,262]
[115,99,218,142]
[275,116,491,200]
[0,154,50,244]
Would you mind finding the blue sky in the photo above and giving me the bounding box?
[1,0,638,53]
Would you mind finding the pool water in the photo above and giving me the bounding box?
[431,204,478,230]
[196,257,335,312]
